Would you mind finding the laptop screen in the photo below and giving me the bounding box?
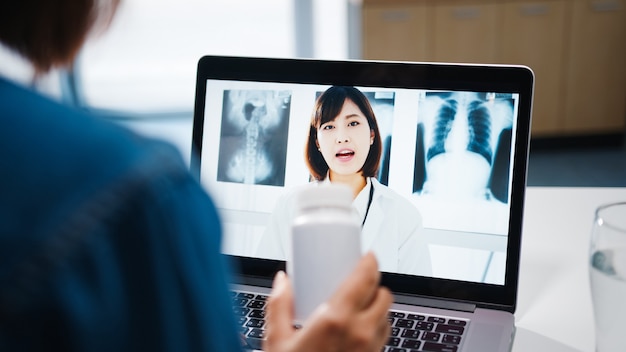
[192,56,533,311]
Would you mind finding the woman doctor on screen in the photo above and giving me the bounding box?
[258,86,431,276]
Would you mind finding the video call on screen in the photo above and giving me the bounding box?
[200,80,520,285]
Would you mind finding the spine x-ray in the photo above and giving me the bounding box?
[217,89,291,187]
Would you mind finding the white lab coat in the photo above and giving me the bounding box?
[256,177,432,276]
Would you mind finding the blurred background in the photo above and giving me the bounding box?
[12,0,626,186]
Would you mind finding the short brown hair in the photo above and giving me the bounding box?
[0,0,120,75]
[305,86,382,180]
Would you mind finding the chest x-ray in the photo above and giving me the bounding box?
[414,91,514,203]
[410,91,515,283]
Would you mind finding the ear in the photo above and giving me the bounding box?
[370,129,375,145]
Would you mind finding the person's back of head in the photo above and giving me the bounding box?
[0,0,119,76]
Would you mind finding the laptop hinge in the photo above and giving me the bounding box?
[393,294,476,313]
[233,274,273,288]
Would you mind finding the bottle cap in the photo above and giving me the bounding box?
[295,183,353,212]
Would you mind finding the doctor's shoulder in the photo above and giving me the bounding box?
[257,183,310,259]
[267,182,320,219]
[373,180,423,225]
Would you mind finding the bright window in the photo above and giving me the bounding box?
[74,0,353,161]
[78,0,296,113]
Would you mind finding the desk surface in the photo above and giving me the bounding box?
[513,186,626,352]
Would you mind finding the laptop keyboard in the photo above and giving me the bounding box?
[232,291,269,350]
[385,310,468,352]
[232,289,469,352]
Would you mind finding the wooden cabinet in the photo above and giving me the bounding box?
[564,0,626,134]
[432,2,499,63]
[362,2,432,61]
[361,0,626,138]
[499,0,568,135]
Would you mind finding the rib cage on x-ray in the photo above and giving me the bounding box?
[427,98,494,165]
[414,92,514,203]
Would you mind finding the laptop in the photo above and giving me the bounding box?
[191,55,534,352]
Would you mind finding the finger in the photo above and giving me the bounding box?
[330,252,381,311]
[365,286,393,324]
[264,271,295,347]
[373,315,392,351]
[364,287,394,348]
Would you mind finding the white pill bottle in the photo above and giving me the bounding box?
[288,183,362,325]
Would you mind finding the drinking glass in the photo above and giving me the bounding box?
[589,202,626,352]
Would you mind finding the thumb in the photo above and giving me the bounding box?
[264,271,296,348]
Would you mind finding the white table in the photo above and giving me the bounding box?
[512,187,626,352]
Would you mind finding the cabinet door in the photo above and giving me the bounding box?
[362,3,431,61]
[564,0,626,134]
[432,1,499,63]
[499,0,568,136]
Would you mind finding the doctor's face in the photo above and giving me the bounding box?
[316,99,375,178]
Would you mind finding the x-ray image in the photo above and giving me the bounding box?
[366,91,395,186]
[413,91,514,203]
[217,89,291,186]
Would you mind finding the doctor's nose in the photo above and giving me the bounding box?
[336,135,350,143]
[335,128,350,143]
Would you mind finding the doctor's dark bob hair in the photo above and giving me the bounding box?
[305,86,382,181]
